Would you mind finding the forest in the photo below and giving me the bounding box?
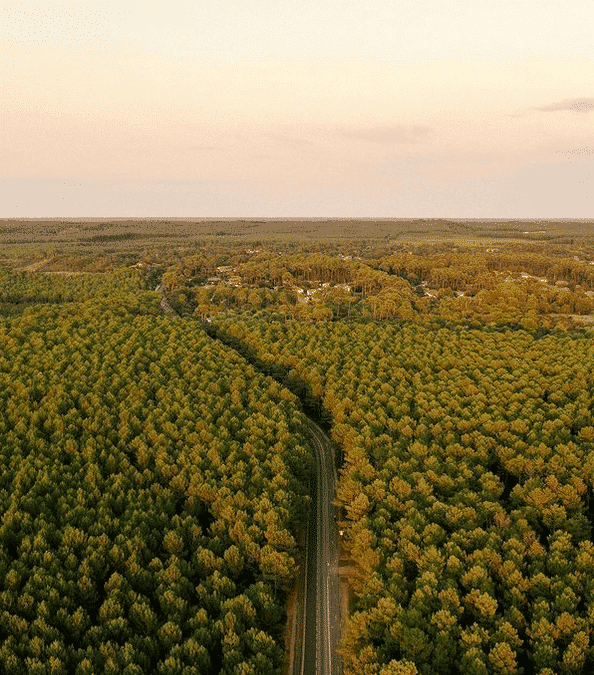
[0,289,312,674]
[2,225,594,674]
[209,318,594,674]
[145,240,594,330]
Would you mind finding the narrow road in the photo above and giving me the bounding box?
[154,290,341,674]
[293,418,341,675]
[155,284,179,318]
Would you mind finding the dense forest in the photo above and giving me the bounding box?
[2,230,594,674]
[209,318,594,675]
[0,291,312,674]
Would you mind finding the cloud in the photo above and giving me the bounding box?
[338,125,432,144]
[555,147,594,162]
[266,134,315,146]
[535,97,594,113]
[556,146,594,155]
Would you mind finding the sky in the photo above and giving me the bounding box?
[1,0,592,218]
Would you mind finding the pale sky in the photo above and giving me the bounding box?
[1,0,592,218]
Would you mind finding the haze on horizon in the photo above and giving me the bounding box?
[1,0,592,219]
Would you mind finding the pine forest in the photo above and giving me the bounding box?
[2,219,594,674]
[0,282,312,674]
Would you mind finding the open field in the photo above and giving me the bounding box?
[1,218,593,250]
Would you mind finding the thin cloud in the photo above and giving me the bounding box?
[535,97,594,113]
[266,134,315,146]
[555,147,594,161]
[339,125,432,144]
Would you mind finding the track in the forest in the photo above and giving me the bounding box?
[156,295,342,674]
